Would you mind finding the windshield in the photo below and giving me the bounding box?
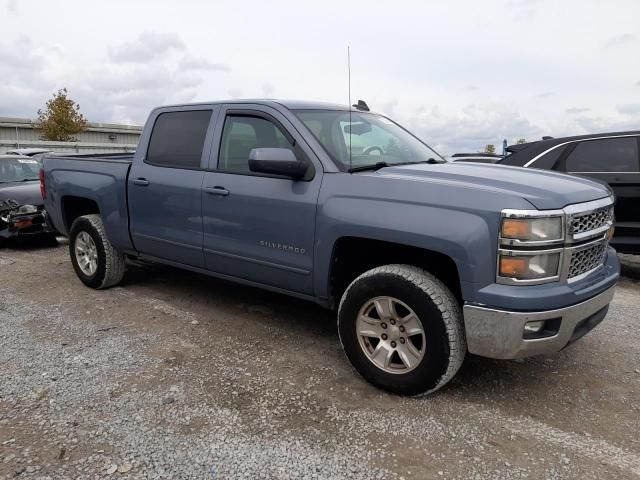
[294,110,444,171]
[0,157,41,183]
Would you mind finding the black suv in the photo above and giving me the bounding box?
[499,132,640,254]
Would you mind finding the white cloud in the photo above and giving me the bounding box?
[604,32,636,48]
[566,107,590,114]
[178,55,230,72]
[616,103,640,115]
[261,83,275,97]
[402,102,543,153]
[108,32,185,63]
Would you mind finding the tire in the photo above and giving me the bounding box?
[338,264,465,396]
[69,214,125,289]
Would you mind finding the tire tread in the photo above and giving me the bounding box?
[338,264,466,395]
[72,214,125,289]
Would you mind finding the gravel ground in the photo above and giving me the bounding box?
[0,240,639,480]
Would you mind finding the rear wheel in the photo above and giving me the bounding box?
[338,264,465,396]
[69,214,125,289]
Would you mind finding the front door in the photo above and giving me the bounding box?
[201,105,322,294]
[128,107,218,267]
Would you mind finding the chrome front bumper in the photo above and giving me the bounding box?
[463,286,616,359]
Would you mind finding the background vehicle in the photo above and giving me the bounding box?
[500,132,640,254]
[6,148,53,157]
[42,100,619,396]
[450,153,504,163]
[0,154,52,243]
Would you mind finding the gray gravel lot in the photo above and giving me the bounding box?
[1,242,639,479]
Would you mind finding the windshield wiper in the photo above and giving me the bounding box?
[348,157,445,173]
[348,161,391,173]
[402,158,445,165]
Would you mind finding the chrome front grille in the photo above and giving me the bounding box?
[569,206,613,237]
[568,241,607,279]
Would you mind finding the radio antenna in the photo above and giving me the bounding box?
[348,46,352,171]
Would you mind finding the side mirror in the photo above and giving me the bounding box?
[248,148,308,179]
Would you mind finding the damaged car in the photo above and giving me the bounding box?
[0,154,54,244]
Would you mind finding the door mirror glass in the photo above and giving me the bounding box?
[248,148,308,178]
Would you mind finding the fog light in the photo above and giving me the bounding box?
[524,320,545,333]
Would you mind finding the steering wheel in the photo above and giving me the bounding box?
[363,146,384,156]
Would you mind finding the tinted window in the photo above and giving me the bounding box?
[146,110,212,168]
[218,115,293,173]
[531,145,566,170]
[566,137,639,172]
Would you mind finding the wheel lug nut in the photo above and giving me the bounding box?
[390,319,396,325]
[400,337,406,344]
[390,341,397,348]
[381,323,387,329]
[399,325,405,332]
[381,334,388,340]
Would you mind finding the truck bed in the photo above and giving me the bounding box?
[43,153,134,251]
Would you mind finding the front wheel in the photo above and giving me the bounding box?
[338,264,466,396]
[69,214,125,289]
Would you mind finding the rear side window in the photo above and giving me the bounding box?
[566,137,639,172]
[146,110,212,168]
[218,115,294,173]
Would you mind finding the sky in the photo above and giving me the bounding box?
[1,0,639,154]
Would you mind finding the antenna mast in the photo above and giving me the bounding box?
[348,46,352,171]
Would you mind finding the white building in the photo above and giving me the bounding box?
[0,117,142,154]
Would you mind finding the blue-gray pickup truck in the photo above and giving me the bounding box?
[41,100,620,395]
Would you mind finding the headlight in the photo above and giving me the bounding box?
[498,251,561,282]
[501,216,563,243]
[16,204,38,214]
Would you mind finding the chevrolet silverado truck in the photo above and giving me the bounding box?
[41,100,620,396]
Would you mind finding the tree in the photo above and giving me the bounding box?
[516,138,527,144]
[484,144,496,154]
[34,88,87,141]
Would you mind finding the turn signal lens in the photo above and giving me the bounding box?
[499,252,561,281]
[501,219,529,238]
[499,257,528,276]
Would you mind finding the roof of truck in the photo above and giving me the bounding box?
[157,99,361,112]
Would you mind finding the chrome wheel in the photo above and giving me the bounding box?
[74,231,98,277]
[356,296,426,374]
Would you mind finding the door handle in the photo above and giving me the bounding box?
[132,178,150,186]
[204,186,229,196]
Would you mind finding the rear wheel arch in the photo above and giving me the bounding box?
[62,196,100,232]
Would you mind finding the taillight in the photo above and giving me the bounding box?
[39,168,46,199]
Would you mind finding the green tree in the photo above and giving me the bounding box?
[516,138,527,144]
[484,144,496,154]
[34,88,87,141]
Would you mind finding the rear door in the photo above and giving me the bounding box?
[561,136,640,250]
[200,104,322,294]
[128,106,219,267]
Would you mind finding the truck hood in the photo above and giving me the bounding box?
[378,162,611,210]
[0,181,42,206]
